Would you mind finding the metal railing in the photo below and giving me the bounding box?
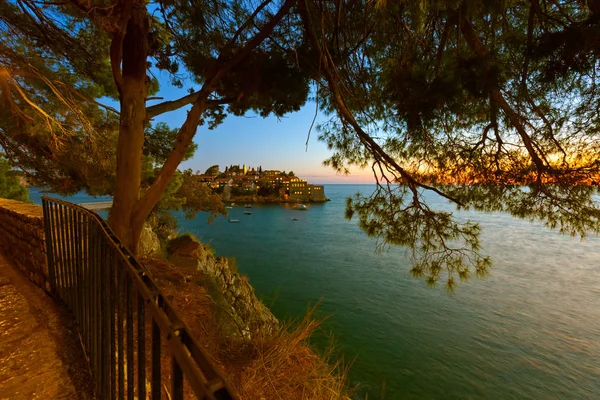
[41,197,237,400]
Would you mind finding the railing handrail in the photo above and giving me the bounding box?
[42,196,238,400]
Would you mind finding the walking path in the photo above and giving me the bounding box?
[0,252,94,399]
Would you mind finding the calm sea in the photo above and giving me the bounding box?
[30,185,600,399]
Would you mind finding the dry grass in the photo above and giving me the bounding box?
[229,309,352,400]
[142,258,353,400]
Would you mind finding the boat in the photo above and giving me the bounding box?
[244,211,252,215]
[293,204,308,210]
[228,219,240,223]
[225,206,233,209]
[244,204,252,208]
[291,218,298,221]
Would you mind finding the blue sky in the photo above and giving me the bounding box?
[147,71,374,184]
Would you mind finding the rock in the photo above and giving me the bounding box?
[138,223,160,257]
[166,233,279,341]
[167,234,205,270]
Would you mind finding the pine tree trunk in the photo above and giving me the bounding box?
[108,6,149,254]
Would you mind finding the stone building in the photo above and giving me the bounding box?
[308,184,326,201]
[289,179,309,201]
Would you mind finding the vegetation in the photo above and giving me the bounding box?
[144,133,225,243]
[204,165,220,176]
[145,242,351,399]
[0,154,29,202]
[0,0,306,254]
[303,0,600,288]
[257,182,284,198]
[2,0,600,287]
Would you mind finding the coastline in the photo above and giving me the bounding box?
[225,195,329,204]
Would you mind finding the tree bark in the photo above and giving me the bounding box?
[132,96,209,231]
[108,5,149,253]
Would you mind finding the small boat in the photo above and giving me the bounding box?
[244,204,252,208]
[225,206,233,209]
[291,218,298,221]
[244,211,252,215]
[293,204,308,210]
[228,219,240,223]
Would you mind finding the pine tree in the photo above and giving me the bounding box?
[3,0,600,286]
[0,0,305,253]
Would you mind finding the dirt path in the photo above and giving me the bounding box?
[0,252,95,399]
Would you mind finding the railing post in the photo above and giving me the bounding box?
[126,275,134,400]
[110,248,117,400]
[172,356,184,400]
[73,210,83,338]
[102,236,111,399]
[118,262,125,399]
[151,319,161,400]
[138,292,146,400]
[41,199,57,294]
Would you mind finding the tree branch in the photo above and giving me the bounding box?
[298,0,464,206]
[459,15,546,174]
[133,0,296,225]
[146,93,236,118]
[230,0,273,44]
[434,17,452,78]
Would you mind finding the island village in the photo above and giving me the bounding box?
[194,164,327,203]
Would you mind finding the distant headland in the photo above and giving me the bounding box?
[194,164,327,203]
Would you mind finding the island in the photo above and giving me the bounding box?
[192,164,327,203]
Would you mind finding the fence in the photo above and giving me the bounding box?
[41,197,237,400]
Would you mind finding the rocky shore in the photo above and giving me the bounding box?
[146,234,279,341]
[226,194,329,204]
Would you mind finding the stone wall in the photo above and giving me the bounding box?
[0,199,49,292]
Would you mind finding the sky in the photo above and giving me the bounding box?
[147,71,375,184]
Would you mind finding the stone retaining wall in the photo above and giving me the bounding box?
[0,199,49,292]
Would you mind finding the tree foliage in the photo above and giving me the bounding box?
[0,0,309,253]
[146,169,225,242]
[144,123,197,166]
[0,0,119,195]
[2,0,600,288]
[177,169,226,220]
[298,0,600,288]
[0,153,29,202]
[204,165,220,176]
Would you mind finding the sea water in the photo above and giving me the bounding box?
[30,185,600,399]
